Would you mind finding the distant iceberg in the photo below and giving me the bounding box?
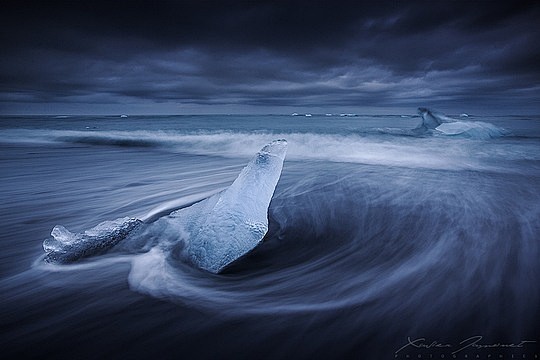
[416,107,455,130]
[435,121,507,139]
[417,108,508,139]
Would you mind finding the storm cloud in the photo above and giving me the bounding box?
[1,0,539,114]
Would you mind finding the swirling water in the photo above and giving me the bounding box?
[1,114,539,359]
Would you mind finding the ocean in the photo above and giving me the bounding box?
[1,113,539,359]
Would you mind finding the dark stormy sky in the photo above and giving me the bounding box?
[1,0,539,115]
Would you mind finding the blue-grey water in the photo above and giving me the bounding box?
[1,114,539,359]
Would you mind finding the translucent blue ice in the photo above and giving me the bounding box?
[417,107,508,139]
[43,217,143,264]
[173,139,288,273]
[42,140,287,273]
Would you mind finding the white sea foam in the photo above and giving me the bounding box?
[0,124,532,172]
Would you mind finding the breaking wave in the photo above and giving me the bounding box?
[1,128,536,171]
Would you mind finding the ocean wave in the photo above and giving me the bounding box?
[2,128,534,171]
[121,164,540,326]
[31,160,540,321]
[23,132,539,346]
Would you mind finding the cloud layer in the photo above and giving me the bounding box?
[1,0,539,114]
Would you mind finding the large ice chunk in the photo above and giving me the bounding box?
[183,139,287,273]
[417,107,455,130]
[417,107,508,139]
[43,217,143,264]
[41,140,287,272]
[435,121,508,139]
